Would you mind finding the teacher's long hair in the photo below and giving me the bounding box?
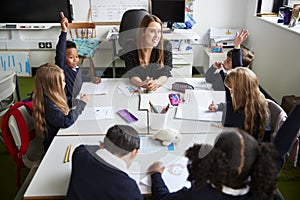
[137,14,164,67]
[33,63,69,137]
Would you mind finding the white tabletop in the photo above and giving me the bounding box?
[58,78,224,136]
[24,133,220,199]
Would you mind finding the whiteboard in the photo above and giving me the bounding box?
[0,51,31,77]
[90,0,149,22]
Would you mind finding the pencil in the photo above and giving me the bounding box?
[147,110,150,135]
[161,104,170,114]
[64,145,71,163]
[149,101,158,113]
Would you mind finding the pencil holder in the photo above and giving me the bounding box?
[150,105,169,130]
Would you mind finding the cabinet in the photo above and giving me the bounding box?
[171,49,193,77]
[201,45,229,73]
[164,29,200,78]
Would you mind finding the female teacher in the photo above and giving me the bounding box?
[120,14,173,91]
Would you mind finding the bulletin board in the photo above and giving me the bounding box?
[90,0,149,24]
[0,51,32,77]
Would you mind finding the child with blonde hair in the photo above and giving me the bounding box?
[33,63,89,151]
[209,67,270,141]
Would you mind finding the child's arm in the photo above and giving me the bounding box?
[55,13,69,69]
[205,63,222,84]
[232,29,248,68]
[91,77,101,84]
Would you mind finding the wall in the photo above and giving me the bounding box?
[0,0,248,68]
[1,0,299,102]
[245,0,300,103]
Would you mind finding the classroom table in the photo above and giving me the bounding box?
[58,77,225,136]
[24,77,225,199]
[24,133,220,199]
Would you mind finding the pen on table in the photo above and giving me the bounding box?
[149,101,158,113]
[64,145,71,163]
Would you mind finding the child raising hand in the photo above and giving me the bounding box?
[55,12,101,108]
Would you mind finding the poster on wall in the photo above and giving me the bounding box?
[90,0,148,23]
[0,51,31,77]
[186,0,194,17]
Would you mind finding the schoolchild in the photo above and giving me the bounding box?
[66,125,143,200]
[205,29,254,91]
[55,13,101,107]
[208,67,270,141]
[148,128,279,200]
[32,63,88,151]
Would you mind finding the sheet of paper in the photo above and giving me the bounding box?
[128,161,141,186]
[186,79,213,90]
[80,81,108,95]
[175,104,223,121]
[118,82,139,96]
[139,93,170,110]
[139,136,174,153]
[77,106,115,120]
[140,156,191,192]
[175,90,225,121]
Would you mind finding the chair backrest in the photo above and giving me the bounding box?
[0,71,16,116]
[118,9,148,48]
[68,23,96,39]
[1,101,43,186]
[67,22,100,58]
[267,99,287,141]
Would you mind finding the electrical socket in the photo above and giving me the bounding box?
[45,42,52,48]
[38,42,45,48]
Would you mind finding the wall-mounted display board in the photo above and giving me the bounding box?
[90,0,149,24]
[0,51,31,77]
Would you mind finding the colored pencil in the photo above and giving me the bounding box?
[64,145,71,163]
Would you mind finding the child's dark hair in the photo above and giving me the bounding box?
[185,128,279,200]
[241,47,254,68]
[66,41,77,49]
[226,47,254,68]
[104,125,140,156]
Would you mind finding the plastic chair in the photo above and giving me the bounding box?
[266,99,287,141]
[68,22,100,78]
[2,101,44,187]
[111,9,148,77]
[8,105,44,169]
[0,72,16,116]
[118,9,149,49]
[0,71,17,143]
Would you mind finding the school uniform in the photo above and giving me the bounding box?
[66,145,143,200]
[150,105,300,199]
[55,31,83,107]
[43,96,86,151]
[120,39,172,80]
[151,172,258,200]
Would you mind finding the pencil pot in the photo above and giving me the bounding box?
[283,7,292,25]
[149,106,169,130]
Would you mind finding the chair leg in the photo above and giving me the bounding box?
[274,188,285,200]
[88,57,96,78]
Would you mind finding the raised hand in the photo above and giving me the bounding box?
[234,29,249,49]
[60,12,69,32]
